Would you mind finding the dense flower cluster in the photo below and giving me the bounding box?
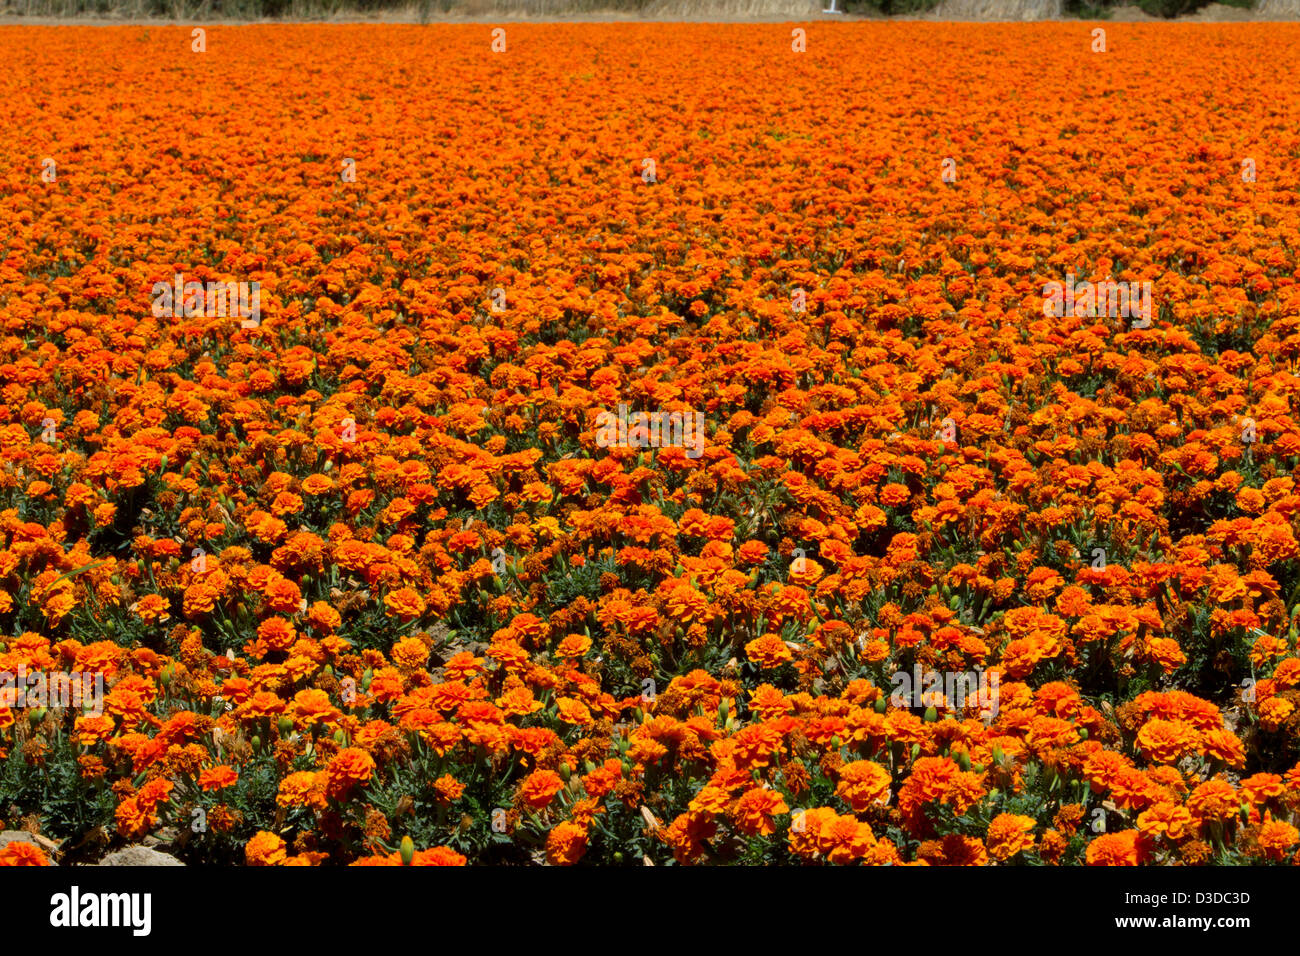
[1,22,1299,866]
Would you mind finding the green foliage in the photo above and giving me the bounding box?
[1064,0,1256,14]
[845,0,942,12]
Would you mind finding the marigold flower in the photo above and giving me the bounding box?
[1086,831,1145,866]
[744,633,793,669]
[835,760,891,812]
[198,765,238,791]
[0,842,48,866]
[245,831,288,866]
[546,821,588,865]
[383,587,427,622]
[325,747,376,799]
[1256,817,1299,861]
[518,769,565,809]
[731,787,789,836]
[390,636,430,670]
[986,813,1036,861]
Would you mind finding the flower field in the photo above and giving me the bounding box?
[2,21,1300,867]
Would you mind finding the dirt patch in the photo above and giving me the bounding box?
[1190,2,1264,18]
[927,0,1062,19]
[1104,4,1157,19]
[1099,2,1278,18]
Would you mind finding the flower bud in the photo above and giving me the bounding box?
[874,696,888,714]
[399,836,414,865]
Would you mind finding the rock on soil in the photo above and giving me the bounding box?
[96,846,185,866]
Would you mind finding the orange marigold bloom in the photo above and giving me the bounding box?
[1135,718,1200,764]
[986,813,1036,861]
[518,769,565,809]
[245,831,288,866]
[198,765,238,790]
[556,696,594,727]
[301,474,335,495]
[555,633,592,658]
[744,633,793,669]
[182,581,220,618]
[442,652,484,681]
[1136,802,1195,842]
[1186,779,1238,822]
[731,787,789,836]
[433,774,465,803]
[114,797,154,840]
[897,756,961,830]
[133,593,171,624]
[262,576,302,613]
[1200,728,1246,767]
[546,821,588,866]
[257,616,296,652]
[325,747,376,799]
[383,587,426,622]
[789,808,876,865]
[1240,772,1285,806]
[496,685,543,717]
[278,771,328,811]
[835,760,892,812]
[1256,817,1299,861]
[664,584,710,624]
[1086,831,1144,866]
[940,834,988,866]
[411,846,468,866]
[390,636,430,670]
[582,760,623,800]
[291,688,340,727]
[0,842,48,866]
